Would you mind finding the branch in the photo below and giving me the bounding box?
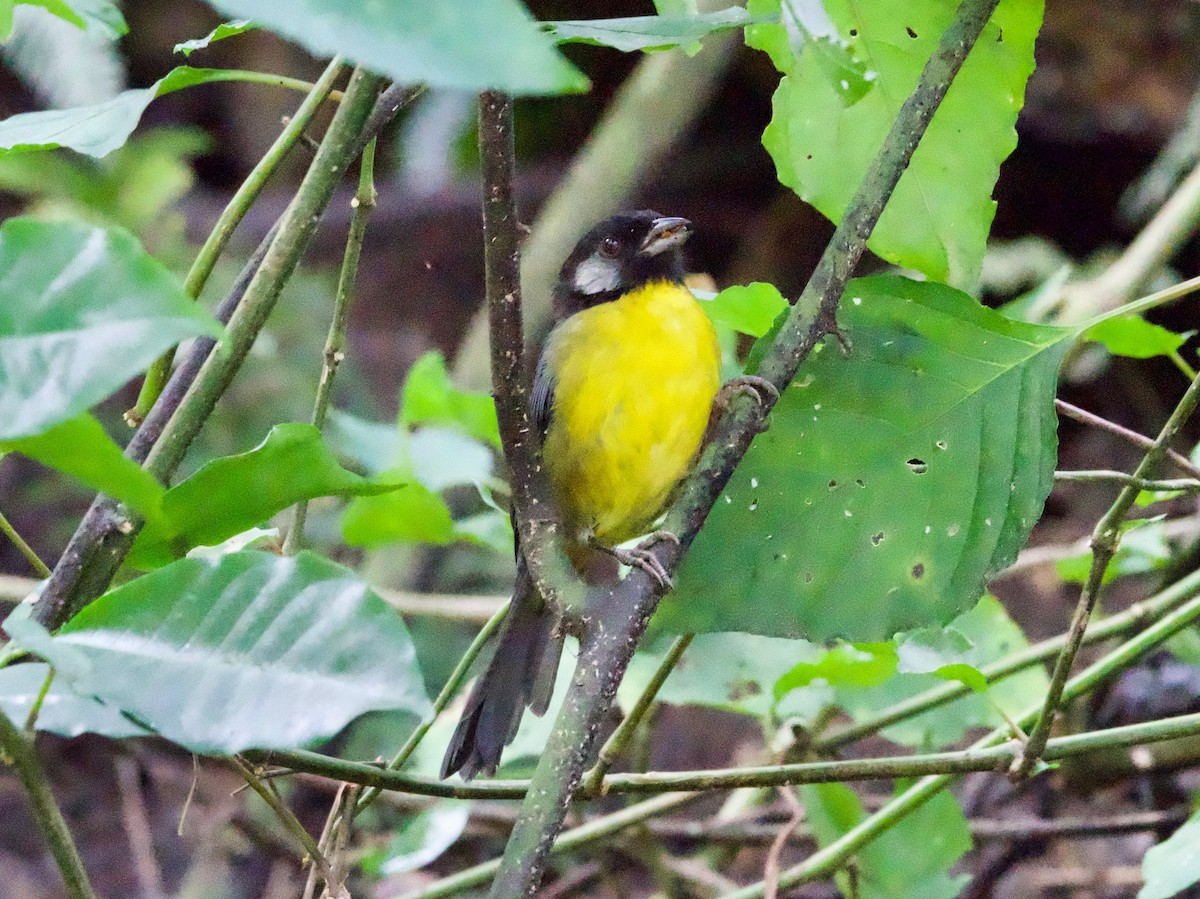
[488,1,1006,894]
[129,57,348,424]
[1013,367,1200,778]
[729,529,1200,898]
[0,713,98,899]
[477,90,581,616]
[817,564,1200,750]
[285,135,379,554]
[397,793,698,899]
[31,68,397,630]
[1055,399,1200,480]
[1053,470,1200,492]
[0,505,50,577]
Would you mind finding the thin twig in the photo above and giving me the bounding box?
[115,756,166,899]
[1013,368,1200,779]
[0,506,50,578]
[285,135,379,554]
[230,757,336,890]
[488,0,1007,894]
[128,57,348,424]
[1055,399,1200,480]
[1053,470,1200,491]
[395,793,699,899]
[301,783,345,899]
[763,788,804,899]
[243,569,1200,799]
[583,634,693,794]
[816,559,1200,751]
[353,599,510,815]
[0,712,98,899]
[726,538,1200,898]
[647,806,1190,844]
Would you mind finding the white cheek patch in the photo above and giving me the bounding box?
[574,253,621,295]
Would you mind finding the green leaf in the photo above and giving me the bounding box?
[836,596,1049,749]
[775,642,897,702]
[174,19,255,55]
[0,662,151,739]
[700,282,789,338]
[6,551,432,754]
[622,633,829,722]
[660,276,1072,641]
[0,0,82,38]
[2,415,165,521]
[896,626,987,692]
[543,9,760,53]
[0,0,121,38]
[129,424,406,568]
[360,802,471,876]
[342,479,455,548]
[802,782,971,899]
[401,352,501,449]
[202,0,587,95]
[1083,315,1189,360]
[0,217,220,440]
[1140,811,1200,899]
[1055,519,1171,586]
[751,0,1043,288]
[0,65,299,158]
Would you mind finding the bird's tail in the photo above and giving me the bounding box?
[440,559,564,780]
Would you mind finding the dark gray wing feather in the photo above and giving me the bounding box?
[530,349,555,438]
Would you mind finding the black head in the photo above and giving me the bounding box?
[553,210,691,317]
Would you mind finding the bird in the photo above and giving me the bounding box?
[440,210,726,780]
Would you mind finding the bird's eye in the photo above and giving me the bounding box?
[598,236,620,258]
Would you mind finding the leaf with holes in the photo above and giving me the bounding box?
[659,276,1072,641]
[3,551,431,754]
[749,0,1043,288]
[0,217,219,439]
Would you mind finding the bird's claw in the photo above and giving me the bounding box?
[714,375,779,433]
[591,532,678,592]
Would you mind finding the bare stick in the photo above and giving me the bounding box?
[1056,399,1200,479]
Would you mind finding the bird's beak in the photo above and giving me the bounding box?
[640,216,691,256]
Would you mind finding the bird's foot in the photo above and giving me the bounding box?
[714,375,780,433]
[589,532,679,592]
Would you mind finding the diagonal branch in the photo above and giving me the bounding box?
[487,0,1006,894]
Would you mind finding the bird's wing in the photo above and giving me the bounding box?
[530,348,555,438]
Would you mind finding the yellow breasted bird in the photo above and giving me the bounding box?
[441,211,722,780]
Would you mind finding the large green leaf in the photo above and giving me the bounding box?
[0,0,122,39]
[203,0,587,95]
[543,9,760,53]
[3,551,431,754]
[749,0,1042,288]
[659,276,1071,641]
[0,662,150,739]
[1140,811,1200,899]
[2,415,165,520]
[128,423,405,568]
[0,66,304,158]
[0,217,220,439]
[802,782,971,899]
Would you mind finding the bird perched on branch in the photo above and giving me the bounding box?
[441,211,734,780]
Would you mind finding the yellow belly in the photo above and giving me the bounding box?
[541,280,721,545]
